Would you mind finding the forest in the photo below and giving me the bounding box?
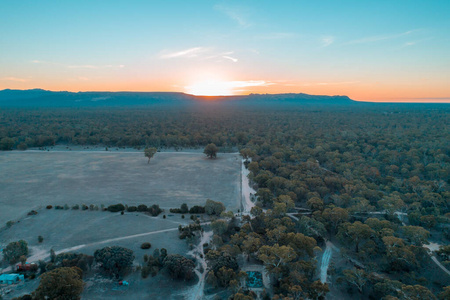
[1,103,449,299]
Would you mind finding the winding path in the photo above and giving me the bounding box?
[187,230,213,300]
[1,226,182,274]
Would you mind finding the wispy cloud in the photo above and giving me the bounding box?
[214,4,250,27]
[0,77,28,82]
[159,47,239,63]
[159,47,209,59]
[67,64,124,69]
[346,30,417,45]
[321,36,334,47]
[222,55,238,63]
[31,60,124,69]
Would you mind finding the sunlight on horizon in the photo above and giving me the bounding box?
[185,80,234,96]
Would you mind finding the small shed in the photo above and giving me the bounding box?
[0,273,24,284]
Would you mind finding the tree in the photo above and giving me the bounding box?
[337,221,374,253]
[3,240,28,264]
[204,143,219,159]
[163,254,195,280]
[402,226,430,246]
[94,246,134,277]
[211,219,228,235]
[144,147,157,163]
[438,286,450,300]
[205,199,226,216]
[400,284,437,300]
[33,267,84,300]
[0,137,14,150]
[180,203,189,214]
[342,268,368,293]
[258,244,297,275]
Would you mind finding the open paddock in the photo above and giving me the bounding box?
[0,151,242,225]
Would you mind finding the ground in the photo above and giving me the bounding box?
[0,151,241,226]
[0,150,242,299]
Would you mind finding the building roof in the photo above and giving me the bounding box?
[0,274,21,280]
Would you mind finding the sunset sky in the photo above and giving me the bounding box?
[0,0,449,102]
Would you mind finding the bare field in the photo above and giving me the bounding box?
[0,151,242,225]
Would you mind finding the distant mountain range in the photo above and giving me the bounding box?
[0,89,357,107]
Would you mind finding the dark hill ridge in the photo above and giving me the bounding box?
[0,89,355,107]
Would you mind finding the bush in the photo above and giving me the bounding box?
[180,203,189,214]
[148,204,162,216]
[82,204,88,211]
[137,204,148,212]
[46,205,53,209]
[141,242,152,249]
[94,246,135,276]
[3,240,29,264]
[127,206,137,212]
[189,206,206,214]
[107,204,125,212]
[38,236,44,243]
[72,204,79,210]
[170,208,182,213]
[55,205,64,210]
[28,210,38,215]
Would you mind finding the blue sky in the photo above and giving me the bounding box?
[0,0,449,101]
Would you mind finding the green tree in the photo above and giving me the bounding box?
[402,226,430,246]
[3,240,28,264]
[163,254,195,280]
[258,244,297,275]
[204,143,219,159]
[33,267,84,300]
[144,147,157,163]
[0,137,14,150]
[337,221,374,253]
[342,268,368,294]
[205,199,226,216]
[94,246,134,277]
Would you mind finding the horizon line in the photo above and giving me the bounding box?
[1,88,449,103]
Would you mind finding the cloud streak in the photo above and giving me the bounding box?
[214,4,250,27]
[31,60,124,69]
[346,30,417,45]
[0,77,28,82]
[321,36,334,47]
[159,47,208,59]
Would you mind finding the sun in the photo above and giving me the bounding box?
[185,80,234,96]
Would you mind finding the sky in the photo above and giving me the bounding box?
[0,0,449,102]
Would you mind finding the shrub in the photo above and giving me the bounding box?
[28,210,38,215]
[3,240,29,264]
[82,204,88,211]
[148,204,162,216]
[180,203,189,214]
[170,208,182,213]
[38,236,44,243]
[141,242,152,249]
[127,206,137,212]
[46,205,53,209]
[107,204,125,212]
[94,246,135,276]
[189,206,206,214]
[72,204,80,210]
[163,215,166,219]
[137,204,148,212]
